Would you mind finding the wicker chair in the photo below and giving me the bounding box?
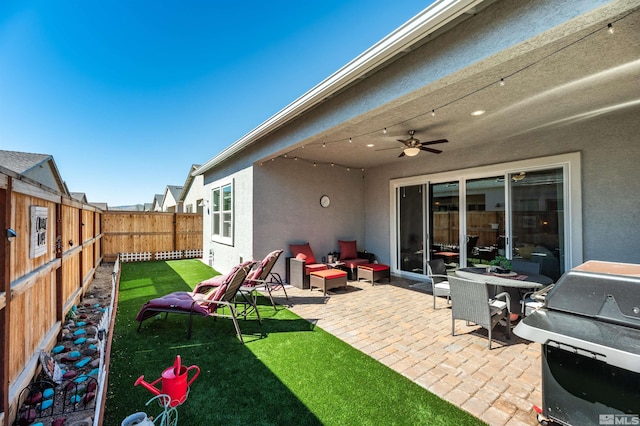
[448,276,511,349]
[427,258,451,309]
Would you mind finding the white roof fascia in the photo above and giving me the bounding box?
[193,0,485,177]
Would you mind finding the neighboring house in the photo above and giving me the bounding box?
[0,149,69,196]
[160,185,184,212]
[70,192,88,204]
[193,0,640,282]
[143,202,153,212]
[179,164,205,214]
[91,202,109,211]
[152,194,163,212]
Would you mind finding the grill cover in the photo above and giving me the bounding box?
[514,261,640,373]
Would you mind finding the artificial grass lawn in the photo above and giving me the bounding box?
[104,259,485,425]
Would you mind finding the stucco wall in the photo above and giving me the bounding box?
[253,158,366,279]
[183,174,205,213]
[202,166,254,274]
[364,105,640,266]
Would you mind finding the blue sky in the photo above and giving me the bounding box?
[1,1,430,206]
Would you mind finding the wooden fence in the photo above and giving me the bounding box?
[0,168,202,425]
[101,211,203,262]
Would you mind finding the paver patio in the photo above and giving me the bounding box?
[270,277,542,426]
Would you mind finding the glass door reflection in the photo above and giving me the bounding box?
[430,182,460,268]
[398,185,426,274]
[465,176,505,267]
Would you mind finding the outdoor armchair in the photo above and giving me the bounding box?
[286,242,328,289]
[448,276,511,349]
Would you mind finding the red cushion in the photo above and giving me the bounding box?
[358,263,389,272]
[310,269,347,279]
[290,243,316,264]
[338,240,358,260]
[305,264,328,275]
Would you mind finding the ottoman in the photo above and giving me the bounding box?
[357,263,390,285]
[309,269,348,295]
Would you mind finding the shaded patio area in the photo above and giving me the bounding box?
[270,277,542,426]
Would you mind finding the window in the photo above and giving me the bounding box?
[211,181,233,245]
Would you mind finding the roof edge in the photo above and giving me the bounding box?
[193,0,485,176]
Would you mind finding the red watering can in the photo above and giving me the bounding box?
[134,355,200,407]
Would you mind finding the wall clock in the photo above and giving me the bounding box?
[320,195,331,208]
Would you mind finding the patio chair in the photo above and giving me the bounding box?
[510,259,542,316]
[195,249,286,313]
[427,258,450,309]
[135,260,259,343]
[286,242,328,289]
[448,276,511,349]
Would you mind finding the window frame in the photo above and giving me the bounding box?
[211,179,234,245]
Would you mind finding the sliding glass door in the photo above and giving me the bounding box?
[465,176,505,266]
[430,182,460,268]
[398,185,426,274]
[392,155,576,280]
[509,168,564,280]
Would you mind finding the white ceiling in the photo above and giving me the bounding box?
[273,3,640,170]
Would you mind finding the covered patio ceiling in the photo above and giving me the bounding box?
[267,3,640,170]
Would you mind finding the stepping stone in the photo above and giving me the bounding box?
[24,392,42,405]
[75,357,91,368]
[52,345,65,354]
[39,399,53,410]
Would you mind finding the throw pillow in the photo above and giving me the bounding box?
[338,240,358,260]
[290,243,317,264]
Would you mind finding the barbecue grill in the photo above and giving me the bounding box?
[514,260,640,426]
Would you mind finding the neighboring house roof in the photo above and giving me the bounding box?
[70,192,88,203]
[0,149,68,195]
[91,202,109,210]
[179,164,201,201]
[166,185,183,202]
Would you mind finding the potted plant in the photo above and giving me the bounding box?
[489,256,512,273]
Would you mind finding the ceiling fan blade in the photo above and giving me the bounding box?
[397,139,409,144]
[421,139,448,146]
[375,146,401,152]
[398,151,405,158]
[420,146,442,154]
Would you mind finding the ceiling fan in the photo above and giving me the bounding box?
[378,130,448,157]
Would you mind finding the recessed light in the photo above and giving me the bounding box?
[471,110,486,116]
[366,143,374,147]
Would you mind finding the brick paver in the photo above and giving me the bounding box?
[270,277,541,425]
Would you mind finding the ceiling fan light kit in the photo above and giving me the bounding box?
[403,147,421,156]
[392,130,448,158]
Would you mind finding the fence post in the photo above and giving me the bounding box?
[1,176,12,424]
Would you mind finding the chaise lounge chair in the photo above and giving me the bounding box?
[195,249,286,313]
[135,260,259,343]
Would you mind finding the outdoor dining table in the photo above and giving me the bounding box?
[454,267,554,315]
